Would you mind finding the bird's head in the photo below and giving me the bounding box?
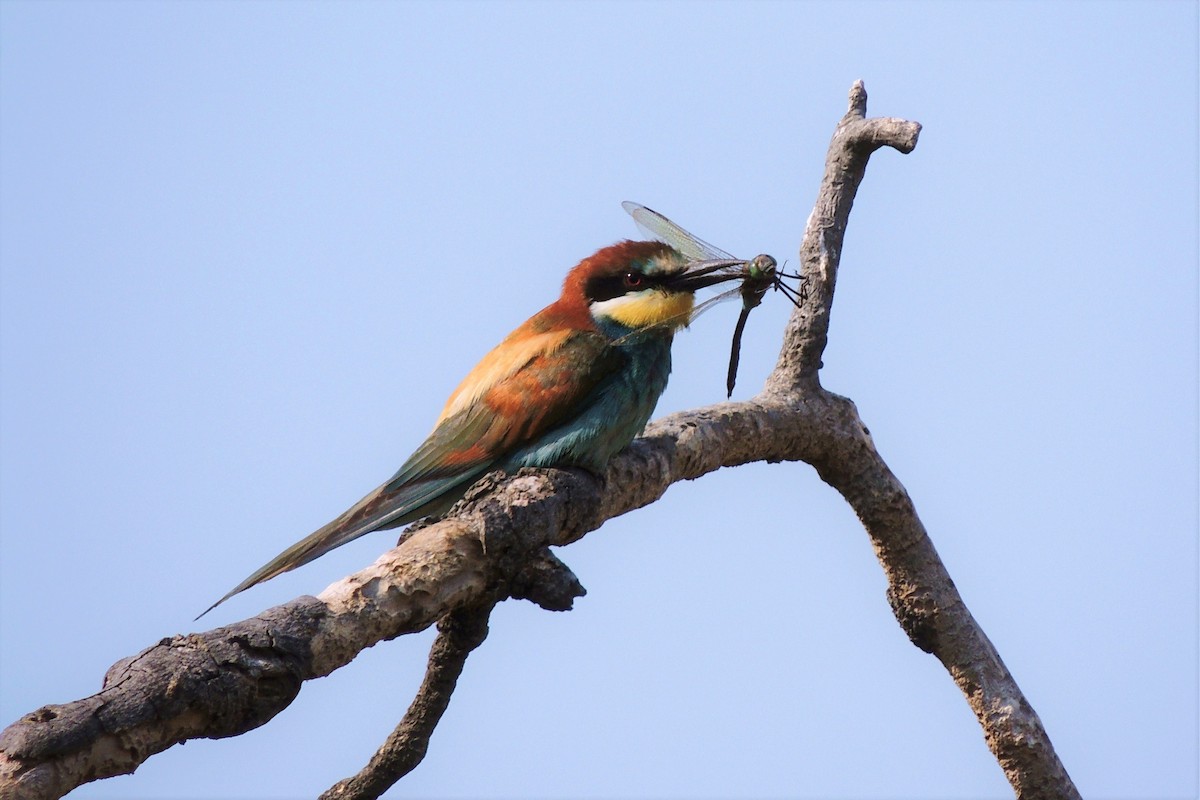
[562,240,741,335]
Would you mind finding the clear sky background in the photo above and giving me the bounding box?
[1,2,1196,798]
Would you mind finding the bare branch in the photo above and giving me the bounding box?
[767,79,922,393]
[0,81,1080,800]
[319,601,496,800]
[758,81,1079,800]
[0,398,847,799]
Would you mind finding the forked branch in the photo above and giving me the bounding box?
[319,601,497,800]
[0,82,1079,800]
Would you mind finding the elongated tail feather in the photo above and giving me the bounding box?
[196,469,486,619]
[197,317,629,619]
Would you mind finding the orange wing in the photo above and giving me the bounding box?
[199,325,623,617]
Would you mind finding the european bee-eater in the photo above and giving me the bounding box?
[200,231,747,617]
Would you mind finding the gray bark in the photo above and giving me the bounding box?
[0,82,1081,800]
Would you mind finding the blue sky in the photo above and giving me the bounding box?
[1,2,1196,798]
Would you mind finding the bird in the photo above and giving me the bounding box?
[199,235,745,617]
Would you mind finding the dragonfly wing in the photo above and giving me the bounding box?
[621,201,736,262]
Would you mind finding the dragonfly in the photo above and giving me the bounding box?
[622,201,805,397]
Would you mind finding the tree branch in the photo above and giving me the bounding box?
[768,80,921,392]
[319,601,496,800]
[0,81,1080,800]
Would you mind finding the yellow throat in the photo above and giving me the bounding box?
[592,289,695,332]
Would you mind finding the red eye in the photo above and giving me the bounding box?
[623,272,644,288]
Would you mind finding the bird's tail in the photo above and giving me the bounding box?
[195,472,476,619]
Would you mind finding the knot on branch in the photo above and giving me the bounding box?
[452,467,598,608]
[886,582,939,654]
[842,80,922,154]
[402,469,596,616]
[508,548,586,611]
[396,467,597,612]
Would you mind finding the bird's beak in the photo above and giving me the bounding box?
[667,259,748,292]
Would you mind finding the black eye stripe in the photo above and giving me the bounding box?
[585,271,665,303]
